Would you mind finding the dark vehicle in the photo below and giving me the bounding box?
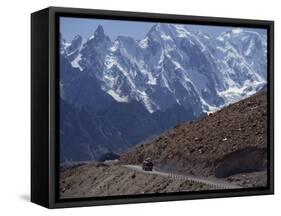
[142,158,153,171]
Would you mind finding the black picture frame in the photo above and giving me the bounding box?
[31,6,274,209]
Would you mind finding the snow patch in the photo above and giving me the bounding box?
[89,35,95,40]
[107,89,129,102]
[172,60,183,70]
[160,34,172,41]
[175,25,191,37]
[218,80,266,105]
[71,54,83,71]
[232,28,243,34]
[147,73,157,85]
[104,55,117,69]
[200,97,220,114]
[110,41,119,52]
[245,39,254,56]
[137,90,155,113]
[139,37,148,48]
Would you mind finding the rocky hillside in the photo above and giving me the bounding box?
[60,162,213,199]
[120,91,267,179]
[60,91,267,199]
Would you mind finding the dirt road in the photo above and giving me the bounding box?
[123,165,242,190]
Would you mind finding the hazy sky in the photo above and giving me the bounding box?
[60,17,267,42]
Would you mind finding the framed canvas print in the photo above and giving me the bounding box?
[31,7,274,208]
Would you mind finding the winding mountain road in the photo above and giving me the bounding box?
[123,165,242,190]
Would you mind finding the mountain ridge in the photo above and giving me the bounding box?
[61,24,266,114]
[59,23,267,162]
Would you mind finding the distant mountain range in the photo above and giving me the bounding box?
[59,24,267,163]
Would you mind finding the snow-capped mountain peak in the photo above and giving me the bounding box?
[59,23,267,163]
[60,24,267,114]
[94,25,105,37]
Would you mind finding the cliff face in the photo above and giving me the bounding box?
[120,91,267,178]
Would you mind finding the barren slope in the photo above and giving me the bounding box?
[120,91,267,179]
[60,162,213,199]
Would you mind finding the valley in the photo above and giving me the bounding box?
[60,91,268,198]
